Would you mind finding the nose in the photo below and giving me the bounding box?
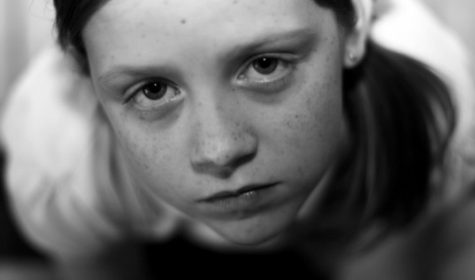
[190,102,258,178]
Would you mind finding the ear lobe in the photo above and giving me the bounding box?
[344,0,373,68]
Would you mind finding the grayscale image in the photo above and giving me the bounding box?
[0,1,474,279]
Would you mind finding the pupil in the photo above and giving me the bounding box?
[144,82,166,100]
[253,57,278,74]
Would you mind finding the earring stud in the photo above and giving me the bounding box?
[349,53,357,62]
[347,52,359,66]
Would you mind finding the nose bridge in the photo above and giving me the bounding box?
[190,93,257,177]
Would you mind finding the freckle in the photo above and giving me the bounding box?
[180,19,187,24]
[286,120,292,128]
[139,114,148,121]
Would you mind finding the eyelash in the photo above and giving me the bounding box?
[124,79,182,110]
[236,54,297,92]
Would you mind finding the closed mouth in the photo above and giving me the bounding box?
[198,183,277,203]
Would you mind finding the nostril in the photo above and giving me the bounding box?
[230,152,255,169]
[191,162,235,179]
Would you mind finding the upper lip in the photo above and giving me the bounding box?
[197,183,277,203]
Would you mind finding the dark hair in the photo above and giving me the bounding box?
[316,40,454,240]
[53,0,455,248]
[53,0,108,72]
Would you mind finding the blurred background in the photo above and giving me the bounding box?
[0,0,55,108]
[0,0,474,279]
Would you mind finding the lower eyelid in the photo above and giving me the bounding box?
[251,72,294,92]
[249,62,295,83]
[131,91,184,114]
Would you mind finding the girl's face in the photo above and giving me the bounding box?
[83,0,350,245]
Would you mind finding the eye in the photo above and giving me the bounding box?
[252,57,279,75]
[142,81,168,100]
[237,55,295,92]
[126,79,183,111]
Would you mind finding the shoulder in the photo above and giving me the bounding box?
[1,45,98,175]
[0,45,188,257]
[0,45,126,258]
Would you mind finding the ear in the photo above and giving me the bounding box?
[343,0,373,68]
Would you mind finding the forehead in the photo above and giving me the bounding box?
[86,0,323,27]
[83,0,336,75]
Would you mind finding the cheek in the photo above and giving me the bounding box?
[107,113,186,197]
[285,81,343,137]
[118,127,166,171]
[284,35,345,143]
[276,59,346,180]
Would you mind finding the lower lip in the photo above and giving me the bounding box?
[200,184,277,218]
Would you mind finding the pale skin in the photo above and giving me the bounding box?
[82,0,365,248]
[1,1,470,279]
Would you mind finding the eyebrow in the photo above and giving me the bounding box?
[97,28,317,88]
[224,28,317,61]
[98,64,181,92]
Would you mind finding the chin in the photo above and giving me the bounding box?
[220,228,282,247]
[206,212,294,248]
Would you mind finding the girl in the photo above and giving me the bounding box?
[1,0,473,279]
